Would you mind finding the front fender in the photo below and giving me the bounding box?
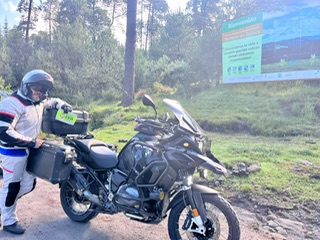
[167,184,219,210]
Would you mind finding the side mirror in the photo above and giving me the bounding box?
[142,94,157,119]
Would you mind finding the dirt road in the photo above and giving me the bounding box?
[0,178,272,240]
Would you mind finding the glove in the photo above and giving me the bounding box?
[61,104,73,113]
[54,100,72,113]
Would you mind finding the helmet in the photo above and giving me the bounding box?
[20,69,54,101]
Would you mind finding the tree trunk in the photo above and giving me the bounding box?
[26,0,33,43]
[122,0,137,106]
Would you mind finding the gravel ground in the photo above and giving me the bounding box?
[0,178,272,240]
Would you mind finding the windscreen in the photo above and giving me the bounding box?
[163,99,204,135]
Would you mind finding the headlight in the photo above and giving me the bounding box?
[132,144,154,162]
[144,147,153,158]
[132,144,143,161]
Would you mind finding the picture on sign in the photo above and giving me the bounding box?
[222,1,320,83]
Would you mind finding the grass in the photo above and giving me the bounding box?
[207,133,320,201]
[92,123,136,150]
[82,81,320,204]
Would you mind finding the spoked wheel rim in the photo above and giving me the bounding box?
[63,182,92,216]
[193,217,220,240]
[177,203,229,240]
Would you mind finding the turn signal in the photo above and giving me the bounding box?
[192,209,199,217]
[160,191,165,200]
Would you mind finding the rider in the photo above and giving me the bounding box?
[0,69,72,234]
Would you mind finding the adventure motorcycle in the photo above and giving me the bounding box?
[35,95,241,239]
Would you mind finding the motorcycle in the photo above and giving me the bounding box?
[44,95,241,239]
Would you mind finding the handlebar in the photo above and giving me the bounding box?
[135,116,177,135]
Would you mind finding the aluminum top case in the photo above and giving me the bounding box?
[41,108,89,136]
[27,141,75,184]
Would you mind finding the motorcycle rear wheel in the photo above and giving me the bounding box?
[60,180,98,223]
[168,194,240,240]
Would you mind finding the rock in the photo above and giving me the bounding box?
[247,164,261,173]
[276,218,305,231]
[300,205,312,214]
[262,226,274,232]
[305,232,316,239]
[300,160,314,166]
[232,162,261,176]
[275,226,287,236]
[268,232,287,240]
[213,177,224,186]
[275,211,291,219]
[264,214,307,240]
[234,206,259,225]
[267,214,277,221]
[274,218,306,239]
[256,214,267,224]
[233,162,248,176]
[268,220,279,228]
[237,162,247,168]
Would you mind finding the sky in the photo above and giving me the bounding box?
[167,0,187,12]
[0,0,20,29]
[0,0,187,29]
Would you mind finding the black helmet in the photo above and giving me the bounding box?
[20,69,54,101]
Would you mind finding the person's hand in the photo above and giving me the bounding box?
[34,138,44,149]
[54,100,72,113]
[61,104,72,113]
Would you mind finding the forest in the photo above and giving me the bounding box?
[0,0,291,106]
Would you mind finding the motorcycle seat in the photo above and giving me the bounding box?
[73,139,118,168]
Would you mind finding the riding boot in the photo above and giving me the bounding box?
[3,221,25,234]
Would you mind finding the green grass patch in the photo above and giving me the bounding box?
[207,133,320,201]
[91,122,136,150]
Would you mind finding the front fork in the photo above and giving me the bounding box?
[182,184,207,235]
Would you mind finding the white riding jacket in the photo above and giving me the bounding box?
[0,90,67,149]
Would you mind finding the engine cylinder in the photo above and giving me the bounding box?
[115,183,141,208]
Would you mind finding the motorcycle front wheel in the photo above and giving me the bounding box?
[60,180,98,223]
[168,194,240,240]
